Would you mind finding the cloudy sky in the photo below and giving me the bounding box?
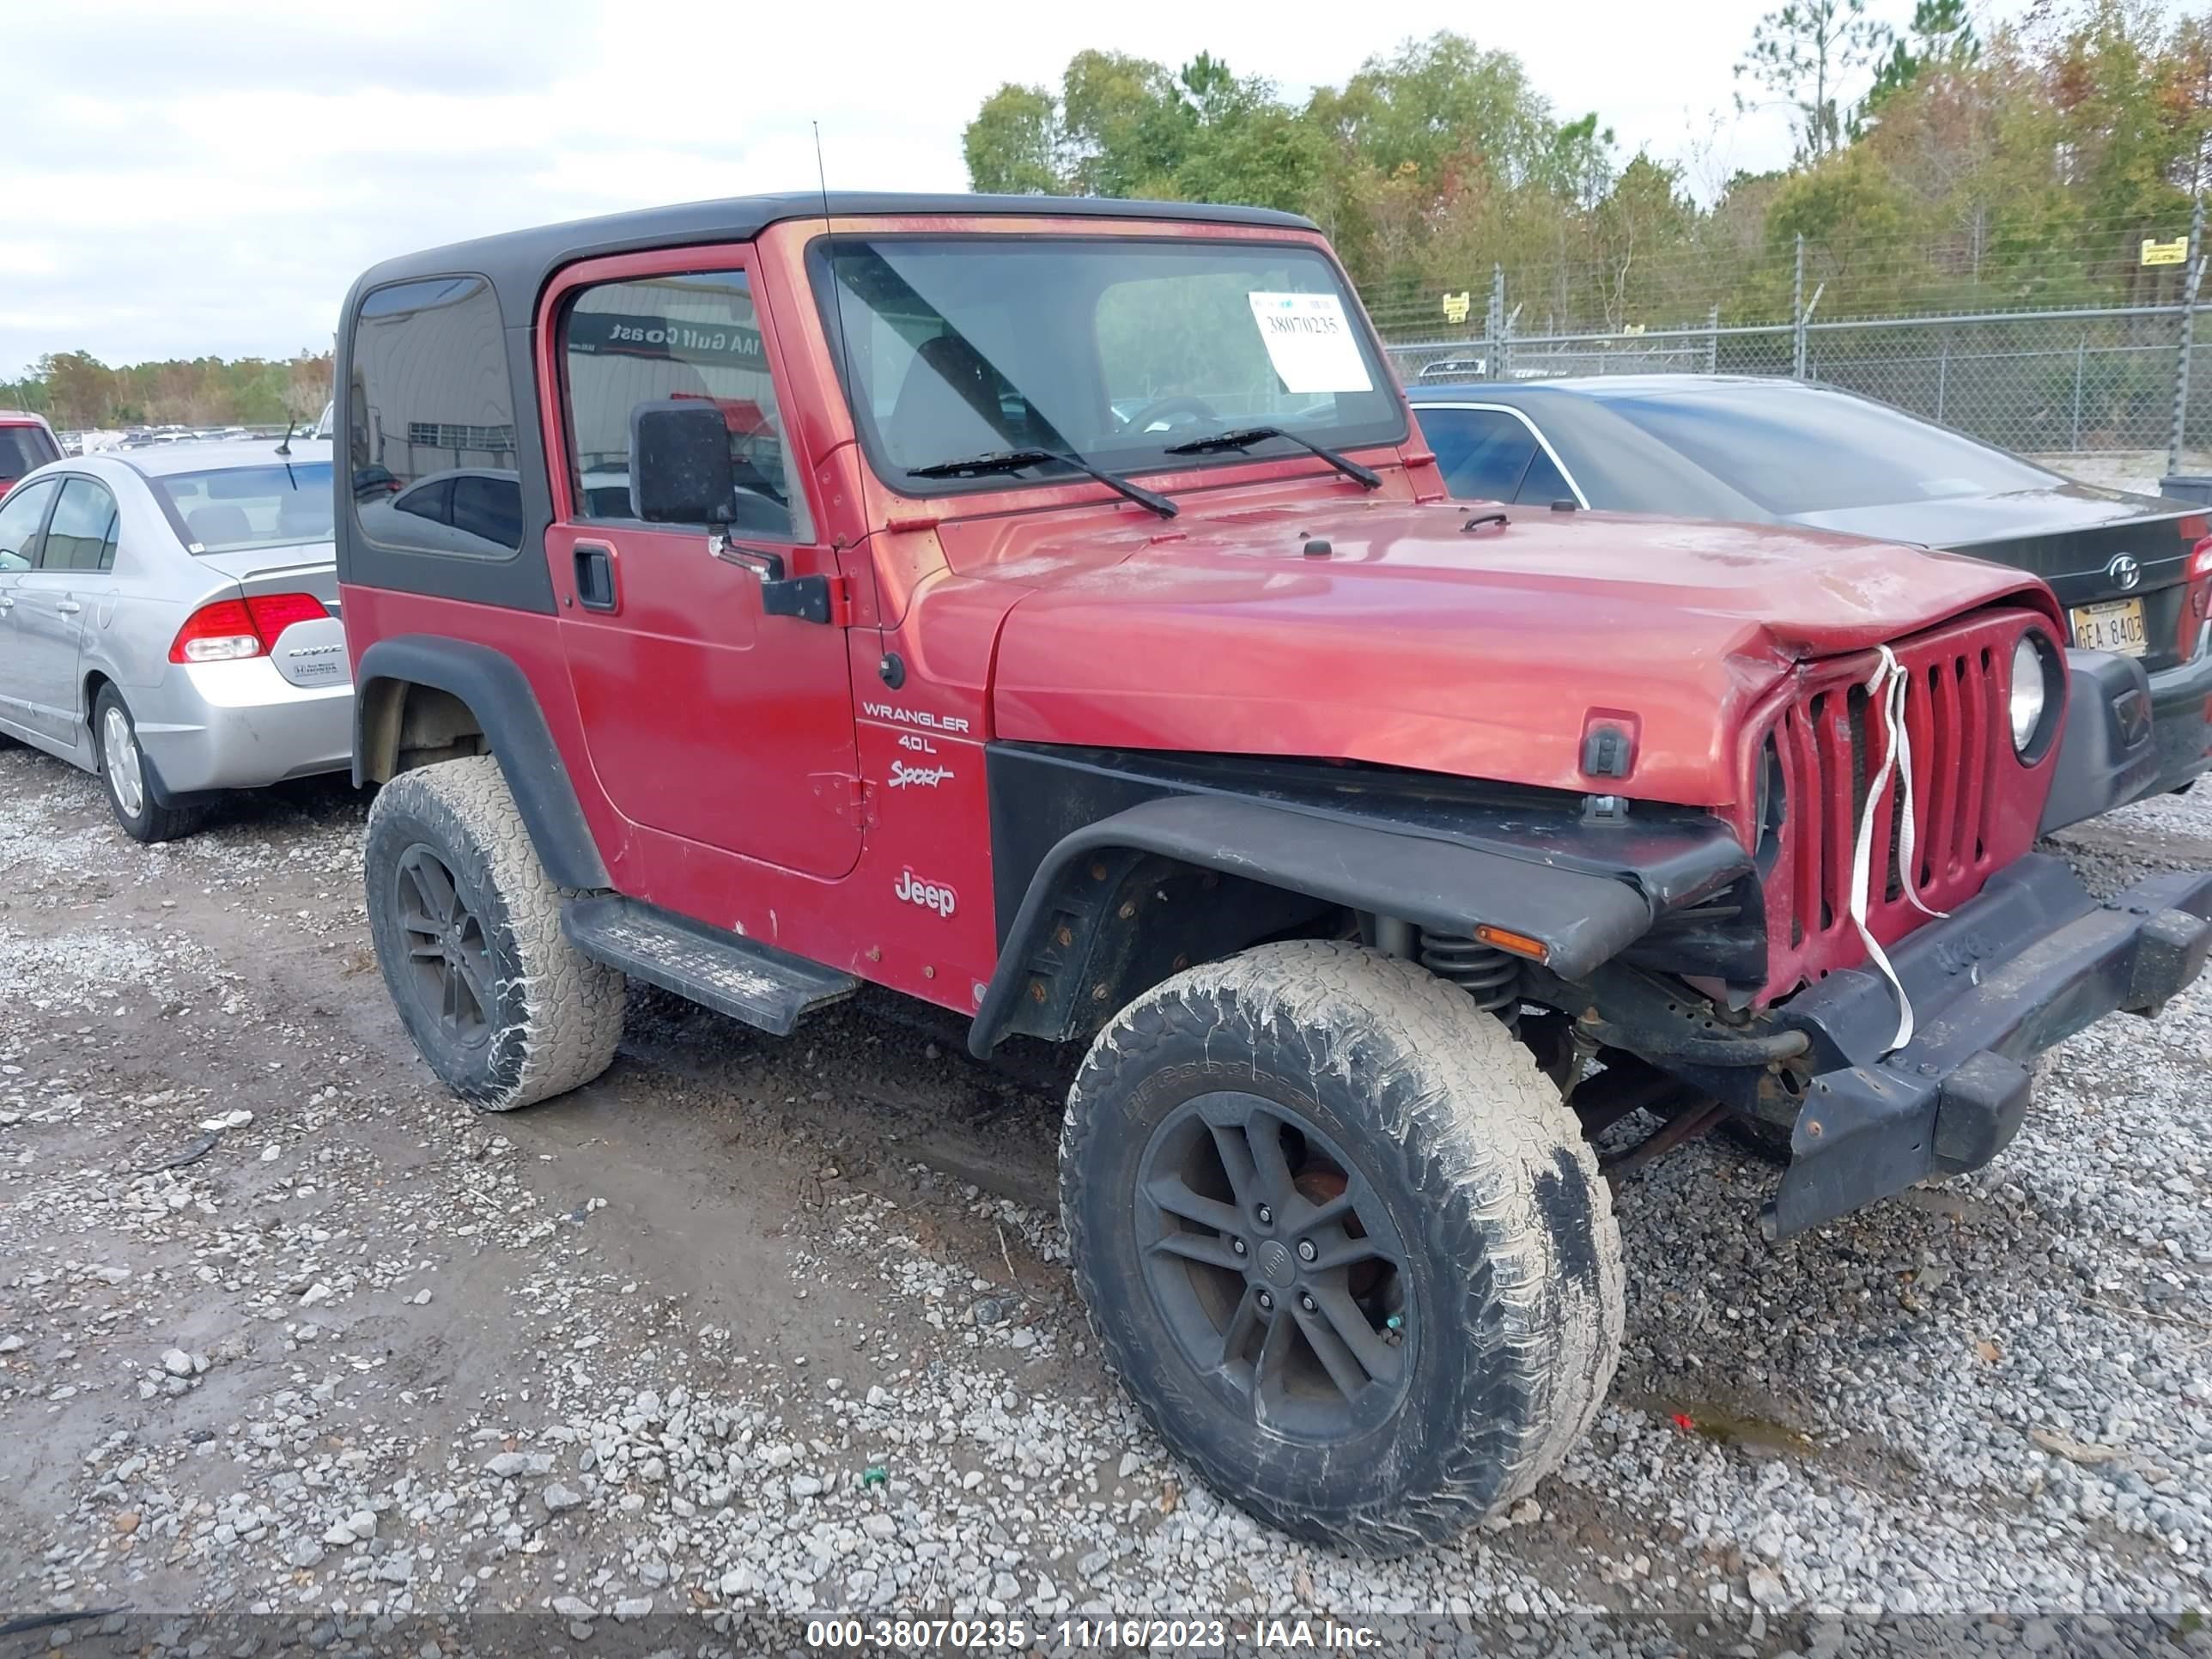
[2,0,2031,378]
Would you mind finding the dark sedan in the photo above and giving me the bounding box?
[1407,375,2212,797]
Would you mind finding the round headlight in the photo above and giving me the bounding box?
[2009,633,2049,754]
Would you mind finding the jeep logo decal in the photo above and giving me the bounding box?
[895,868,957,918]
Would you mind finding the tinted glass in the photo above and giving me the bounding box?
[811,237,1403,495]
[348,275,523,555]
[1607,387,2057,514]
[1416,407,1536,501]
[396,478,453,525]
[0,426,58,479]
[562,270,812,542]
[43,478,119,571]
[1516,446,1574,507]
[0,477,58,571]
[452,473,522,548]
[156,463,335,554]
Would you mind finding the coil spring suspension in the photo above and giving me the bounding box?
[1418,929,1522,1031]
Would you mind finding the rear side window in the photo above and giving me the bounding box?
[1516,446,1575,507]
[560,270,813,543]
[1416,407,1537,501]
[0,425,58,480]
[348,275,524,556]
[43,478,119,571]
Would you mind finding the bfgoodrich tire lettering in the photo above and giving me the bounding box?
[365,756,624,1110]
[1060,939,1624,1557]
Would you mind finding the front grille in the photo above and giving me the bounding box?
[1750,609,2048,1003]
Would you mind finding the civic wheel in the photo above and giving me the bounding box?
[101,703,143,817]
[92,684,203,843]
[363,756,624,1110]
[1062,939,1624,1557]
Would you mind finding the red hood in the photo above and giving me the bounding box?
[978,497,2059,810]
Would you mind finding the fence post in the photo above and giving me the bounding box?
[1486,265,1506,382]
[1707,304,1719,374]
[1791,234,1807,380]
[2169,195,2206,480]
[1936,338,1948,422]
[2072,335,2087,451]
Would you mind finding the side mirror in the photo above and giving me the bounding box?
[630,401,733,525]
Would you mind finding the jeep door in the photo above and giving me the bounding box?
[539,250,862,879]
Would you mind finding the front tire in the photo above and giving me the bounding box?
[94,686,203,842]
[1061,940,1624,1557]
[364,756,625,1110]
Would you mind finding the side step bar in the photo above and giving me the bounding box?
[562,896,860,1037]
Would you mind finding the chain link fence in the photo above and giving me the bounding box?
[1368,212,2212,484]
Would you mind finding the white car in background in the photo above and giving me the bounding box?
[0,438,351,841]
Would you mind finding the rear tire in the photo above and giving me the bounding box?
[364,756,624,1110]
[1061,940,1623,1557]
[94,686,204,843]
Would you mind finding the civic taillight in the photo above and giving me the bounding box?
[169,593,327,663]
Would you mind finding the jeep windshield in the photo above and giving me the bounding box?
[808,236,1406,496]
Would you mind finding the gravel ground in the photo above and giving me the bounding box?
[0,739,2209,1656]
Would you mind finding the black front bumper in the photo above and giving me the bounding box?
[1761,854,2212,1238]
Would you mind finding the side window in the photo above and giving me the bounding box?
[348,275,523,558]
[1416,407,1535,501]
[1515,445,1575,507]
[43,478,120,571]
[561,270,814,543]
[0,478,59,572]
[396,477,453,526]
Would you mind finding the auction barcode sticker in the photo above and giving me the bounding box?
[1247,292,1373,395]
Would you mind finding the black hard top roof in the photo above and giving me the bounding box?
[347,191,1320,325]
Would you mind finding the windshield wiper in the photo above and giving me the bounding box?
[1164,426,1382,489]
[906,447,1177,518]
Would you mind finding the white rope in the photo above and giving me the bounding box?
[1849,646,1948,1054]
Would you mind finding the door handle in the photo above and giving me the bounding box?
[573,544,617,611]
[55,599,81,615]
[0,596,13,611]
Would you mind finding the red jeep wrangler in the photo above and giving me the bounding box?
[337,193,2209,1557]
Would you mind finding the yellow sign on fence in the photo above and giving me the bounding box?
[2142,237,2189,267]
[1442,291,1472,324]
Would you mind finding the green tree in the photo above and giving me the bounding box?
[963,83,1063,195]
[1863,0,1978,118]
[1736,0,1893,161]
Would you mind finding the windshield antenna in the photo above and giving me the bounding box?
[814,120,858,485]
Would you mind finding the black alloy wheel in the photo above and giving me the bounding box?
[1135,1091,1413,1441]
[392,843,495,1053]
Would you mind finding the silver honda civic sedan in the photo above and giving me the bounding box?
[0,438,350,841]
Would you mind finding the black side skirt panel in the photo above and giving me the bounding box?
[353,635,609,891]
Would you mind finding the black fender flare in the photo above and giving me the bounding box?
[353,635,609,890]
[969,791,1717,1056]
